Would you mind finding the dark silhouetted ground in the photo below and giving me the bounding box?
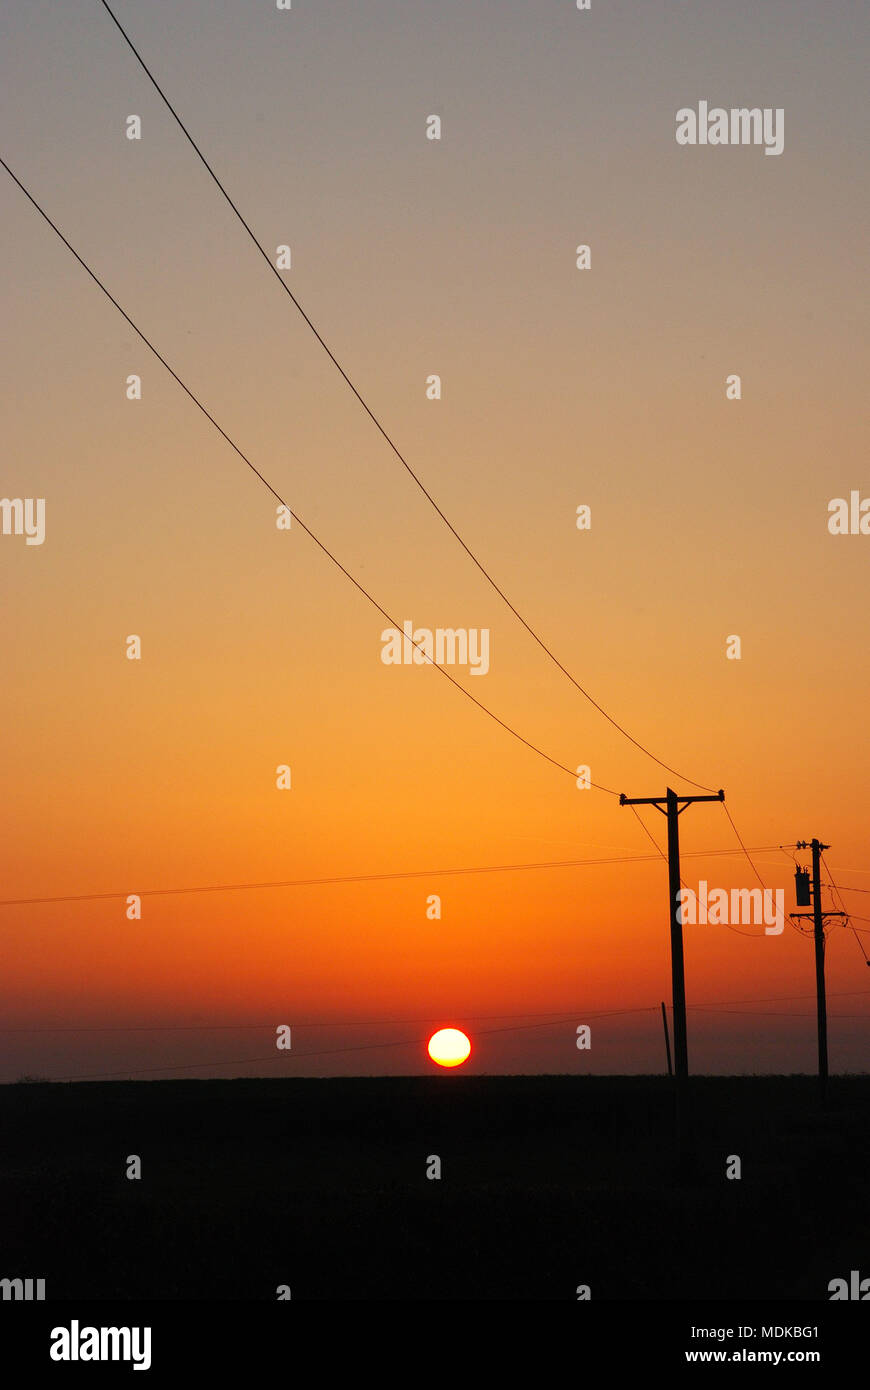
[1,1075,866,1300]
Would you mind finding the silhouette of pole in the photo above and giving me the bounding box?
[795,838,833,1102]
[812,839,829,1100]
[620,787,724,1170]
[661,1001,673,1077]
[666,789,688,1078]
[619,787,724,1087]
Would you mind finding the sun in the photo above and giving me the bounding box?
[427,1027,471,1068]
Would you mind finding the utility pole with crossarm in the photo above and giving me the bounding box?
[619,787,725,1083]
[619,787,725,1167]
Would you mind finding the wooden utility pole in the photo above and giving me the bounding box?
[619,787,725,1084]
[661,1001,673,1077]
[793,838,845,1103]
[811,839,828,1098]
[619,787,725,1169]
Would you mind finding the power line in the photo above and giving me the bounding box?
[695,990,870,1005]
[821,855,870,964]
[96,0,717,796]
[781,851,869,950]
[20,994,870,1082]
[687,1008,870,1019]
[0,1008,647,1037]
[6,990,870,1036]
[31,1007,656,1082]
[0,100,830,958]
[780,843,811,941]
[626,803,668,862]
[0,845,785,912]
[719,803,791,939]
[721,801,768,892]
[628,801,766,938]
[0,153,616,795]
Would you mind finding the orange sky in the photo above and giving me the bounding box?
[1,0,868,1079]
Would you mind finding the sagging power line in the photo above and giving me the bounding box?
[97,0,716,797]
[15,994,869,1083]
[0,844,783,912]
[0,153,618,796]
[6,990,870,1035]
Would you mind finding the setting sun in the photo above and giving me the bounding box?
[427,1028,472,1068]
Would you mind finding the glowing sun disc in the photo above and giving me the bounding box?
[427,1028,471,1068]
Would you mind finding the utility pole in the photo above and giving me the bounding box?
[661,1002,673,1077]
[792,838,845,1103]
[619,788,725,1083]
[620,787,724,1167]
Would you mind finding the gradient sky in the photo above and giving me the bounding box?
[1,0,868,1080]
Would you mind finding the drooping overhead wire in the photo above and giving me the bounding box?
[0,153,618,795]
[628,802,767,938]
[821,853,870,963]
[0,845,784,913]
[7,990,870,1038]
[96,0,718,796]
[18,990,870,1082]
[721,802,768,892]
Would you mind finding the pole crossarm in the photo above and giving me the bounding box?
[620,790,725,816]
[790,912,848,920]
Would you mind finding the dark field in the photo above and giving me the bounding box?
[1,1076,867,1301]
